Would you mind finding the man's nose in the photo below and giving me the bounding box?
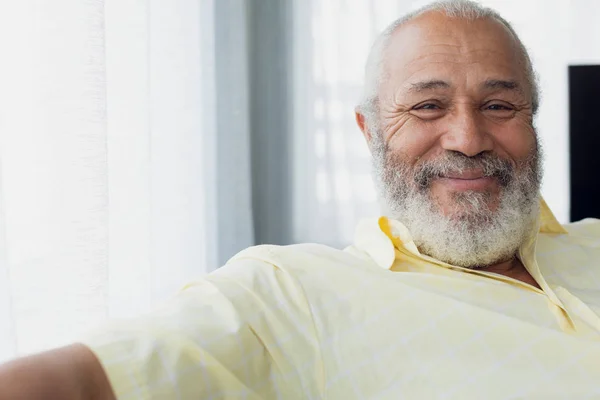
[439,106,494,157]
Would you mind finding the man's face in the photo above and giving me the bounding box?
[360,13,542,268]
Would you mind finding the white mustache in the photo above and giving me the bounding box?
[413,152,514,189]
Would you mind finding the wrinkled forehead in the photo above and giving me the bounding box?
[381,12,528,96]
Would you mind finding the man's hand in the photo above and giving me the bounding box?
[0,343,116,400]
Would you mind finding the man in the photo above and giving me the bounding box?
[2,0,600,398]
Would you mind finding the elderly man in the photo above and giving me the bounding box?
[2,0,600,398]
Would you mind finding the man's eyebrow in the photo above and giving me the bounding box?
[406,80,451,93]
[482,79,524,94]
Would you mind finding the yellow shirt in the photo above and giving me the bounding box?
[84,199,600,399]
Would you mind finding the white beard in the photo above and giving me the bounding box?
[371,133,542,269]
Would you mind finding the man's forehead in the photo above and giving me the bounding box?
[382,12,526,89]
[387,11,519,54]
[404,78,525,95]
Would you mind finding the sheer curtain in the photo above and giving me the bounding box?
[291,0,600,246]
[0,0,253,361]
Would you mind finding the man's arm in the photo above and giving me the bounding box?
[0,344,116,400]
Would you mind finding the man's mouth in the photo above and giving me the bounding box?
[441,169,485,180]
[437,169,495,191]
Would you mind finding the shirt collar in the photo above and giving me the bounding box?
[539,198,568,234]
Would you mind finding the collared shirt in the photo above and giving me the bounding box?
[84,199,600,399]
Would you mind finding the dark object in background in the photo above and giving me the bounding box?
[569,65,600,222]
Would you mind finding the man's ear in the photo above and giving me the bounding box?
[355,109,373,145]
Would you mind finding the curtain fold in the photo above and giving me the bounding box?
[214,0,255,263]
[0,0,254,361]
[247,0,295,246]
[0,0,111,360]
[0,167,15,362]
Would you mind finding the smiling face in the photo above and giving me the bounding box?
[357,12,542,268]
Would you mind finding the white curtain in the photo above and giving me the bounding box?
[0,0,254,361]
[291,0,600,246]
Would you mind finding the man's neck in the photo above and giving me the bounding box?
[479,257,541,290]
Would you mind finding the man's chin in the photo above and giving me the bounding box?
[417,238,518,270]
[435,191,499,220]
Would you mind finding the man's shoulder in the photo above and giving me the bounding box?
[562,217,600,236]
[203,243,383,297]
[541,217,600,251]
[537,218,600,282]
[224,243,377,274]
[539,217,600,246]
[204,243,382,311]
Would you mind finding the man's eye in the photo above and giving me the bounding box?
[486,103,513,111]
[414,103,440,110]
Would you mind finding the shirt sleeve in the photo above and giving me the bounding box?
[81,257,324,400]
